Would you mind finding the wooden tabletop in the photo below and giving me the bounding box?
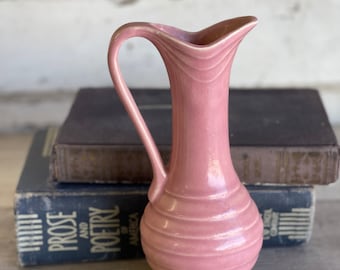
[1,133,339,270]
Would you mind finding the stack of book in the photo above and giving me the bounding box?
[14,87,340,266]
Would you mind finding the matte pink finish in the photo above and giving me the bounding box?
[108,16,263,270]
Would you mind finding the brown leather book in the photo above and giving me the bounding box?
[50,88,339,185]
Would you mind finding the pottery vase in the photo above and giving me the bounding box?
[108,16,263,270]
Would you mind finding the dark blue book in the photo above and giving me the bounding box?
[15,129,315,266]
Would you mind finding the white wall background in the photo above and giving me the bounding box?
[0,0,340,130]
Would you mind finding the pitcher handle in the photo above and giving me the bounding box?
[108,23,167,203]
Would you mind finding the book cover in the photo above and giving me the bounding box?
[15,129,315,266]
[51,88,339,185]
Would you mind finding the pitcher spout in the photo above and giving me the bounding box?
[150,16,257,49]
[192,16,257,47]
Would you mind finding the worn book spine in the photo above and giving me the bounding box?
[15,186,315,266]
[50,88,340,185]
[52,143,339,185]
[16,129,316,266]
[15,190,148,266]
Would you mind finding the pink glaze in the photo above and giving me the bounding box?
[108,16,263,270]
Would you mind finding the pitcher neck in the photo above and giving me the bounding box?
[165,76,239,198]
[169,77,233,168]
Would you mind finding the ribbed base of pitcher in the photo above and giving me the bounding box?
[140,183,263,270]
[143,242,261,270]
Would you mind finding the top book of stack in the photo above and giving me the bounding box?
[50,87,339,185]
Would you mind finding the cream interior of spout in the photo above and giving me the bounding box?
[155,16,256,46]
[194,17,255,45]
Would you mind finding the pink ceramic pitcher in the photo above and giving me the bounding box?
[108,16,263,270]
